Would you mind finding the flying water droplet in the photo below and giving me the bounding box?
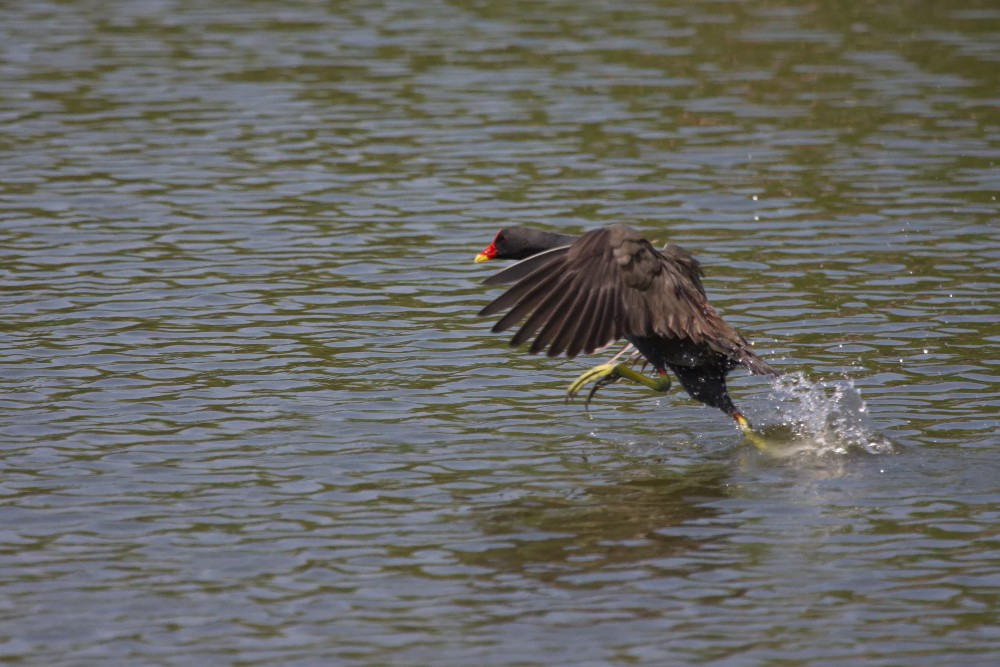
[760,372,895,456]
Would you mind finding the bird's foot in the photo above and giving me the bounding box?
[566,362,623,412]
[733,412,769,451]
[566,362,672,412]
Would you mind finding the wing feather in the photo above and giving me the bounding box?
[509,273,580,347]
[481,246,570,286]
[542,282,591,357]
[563,286,601,358]
[486,269,562,330]
[529,281,583,355]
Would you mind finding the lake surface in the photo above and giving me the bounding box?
[2,0,999,664]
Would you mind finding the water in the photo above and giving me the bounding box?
[749,373,894,456]
[2,0,999,664]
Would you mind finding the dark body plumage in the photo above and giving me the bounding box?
[477,224,779,419]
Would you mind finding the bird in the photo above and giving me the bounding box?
[474,223,780,432]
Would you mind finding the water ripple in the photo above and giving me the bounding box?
[1,0,999,664]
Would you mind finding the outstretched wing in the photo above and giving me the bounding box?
[479,224,707,355]
[479,223,779,376]
[479,228,622,357]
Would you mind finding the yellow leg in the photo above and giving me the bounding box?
[734,413,769,451]
[567,363,768,451]
[566,362,672,410]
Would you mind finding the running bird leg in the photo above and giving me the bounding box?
[733,412,769,451]
[566,363,673,411]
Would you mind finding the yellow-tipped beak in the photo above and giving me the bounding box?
[474,253,490,263]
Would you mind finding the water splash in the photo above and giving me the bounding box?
[755,372,896,456]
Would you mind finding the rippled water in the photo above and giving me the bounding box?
[2,0,999,664]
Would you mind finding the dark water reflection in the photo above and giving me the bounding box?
[2,0,999,664]
[465,463,730,579]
